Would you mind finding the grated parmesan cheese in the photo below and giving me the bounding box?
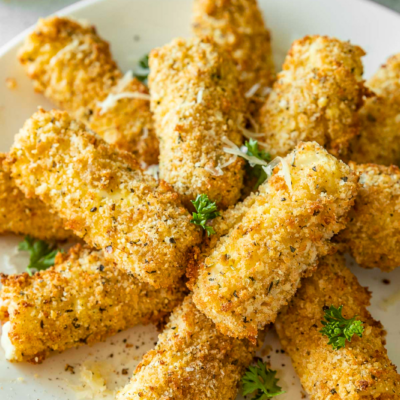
[197,88,204,104]
[50,39,81,66]
[97,92,150,115]
[144,165,159,180]
[240,126,266,139]
[115,70,134,92]
[245,82,261,98]
[222,137,268,167]
[279,156,292,192]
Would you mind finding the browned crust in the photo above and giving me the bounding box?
[0,244,187,363]
[336,162,400,271]
[18,16,158,165]
[276,253,400,399]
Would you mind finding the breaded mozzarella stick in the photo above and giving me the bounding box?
[0,153,71,241]
[192,0,275,105]
[18,17,158,165]
[0,244,187,364]
[116,295,256,400]
[336,163,400,271]
[6,109,201,288]
[275,254,400,400]
[190,142,358,341]
[259,36,367,158]
[350,54,400,166]
[149,38,246,209]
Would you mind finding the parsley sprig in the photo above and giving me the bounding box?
[320,305,364,350]
[134,54,150,84]
[18,236,60,276]
[190,194,220,236]
[244,139,271,189]
[242,360,284,399]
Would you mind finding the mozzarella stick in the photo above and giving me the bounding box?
[350,54,400,166]
[0,244,186,364]
[336,163,400,271]
[149,38,246,209]
[18,16,158,165]
[116,295,256,400]
[192,0,275,105]
[275,254,400,400]
[0,153,71,241]
[6,109,201,287]
[258,36,367,158]
[189,142,358,341]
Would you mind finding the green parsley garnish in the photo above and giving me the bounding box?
[244,139,271,189]
[134,54,150,84]
[190,194,220,236]
[320,305,364,350]
[242,360,285,399]
[18,236,60,276]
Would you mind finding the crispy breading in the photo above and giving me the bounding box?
[275,254,400,400]
[190,142,358,341]
[0,153,71,241]
[192,0,275,107]
[5,109,201,288]
[349,54,400,166]
[336,163,400,271]
[149,38,246,209]
[18,16,158,165]
[258,35,367,158]
[0,244,186,364]
[116,295,255,400]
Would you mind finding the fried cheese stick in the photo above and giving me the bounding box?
[350,54,400,166]
[189,141,358,341]
[0,244,186,364]
[192,0,275,106]
[0,153,71,241]
[116,295,256,400]
[336,163,400,271]
[258,36,367,158]
[6,109,201,288]
[149,38,245,209]
[18,16,158,165]
[275,254,400,399]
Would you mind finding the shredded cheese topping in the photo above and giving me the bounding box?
[197,89,204,104]
[97,92,151,115]
[222,137,268,167]
[50,39,82,66]
[116,70,134,91]
[144,164,160,180]
[245,82,261,98]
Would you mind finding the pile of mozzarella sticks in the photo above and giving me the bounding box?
[1,0,400,399]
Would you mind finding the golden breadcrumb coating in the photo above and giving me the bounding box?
[275,254,400,400]
[192,0,275,106]
[0,153,71,241]
[116,295,255,400]
[5,109,201,288]
[149,37,245,209]
[336,163,400,271]
[349,54,400,166]
[190,142,358,341]
[0,244,186,364]
[258,35,367,158]
[18,16,158,165]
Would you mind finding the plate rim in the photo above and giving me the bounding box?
[1,0,400,61]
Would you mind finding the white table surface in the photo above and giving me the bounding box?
[0,0,399,48]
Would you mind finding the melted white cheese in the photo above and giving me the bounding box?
[1,321,16,360]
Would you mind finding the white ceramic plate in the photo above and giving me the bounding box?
[0,0,400,399]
